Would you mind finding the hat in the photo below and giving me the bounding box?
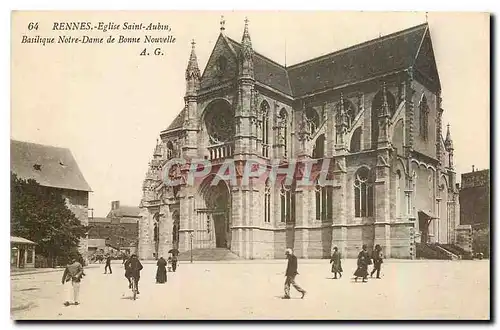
[285,248,293,255]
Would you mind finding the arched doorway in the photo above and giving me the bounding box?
[196,175,232,249]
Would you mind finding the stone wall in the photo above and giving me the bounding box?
[63,189,89,262]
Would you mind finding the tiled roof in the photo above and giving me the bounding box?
[107,205,142,218]
[11,140,92,192]
[287,24,428,96]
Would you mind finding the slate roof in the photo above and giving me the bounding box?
[163,108,186,132]
[11,140,92,192]
[226,38,292,96]
[287,23,429,96]
[107,205,142,218]
[163,23,434,132]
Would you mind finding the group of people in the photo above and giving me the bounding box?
[154,254,178,284]
[282,244,384,299]
[62,245,383,305]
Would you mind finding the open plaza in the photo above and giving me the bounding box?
[11,259,489,320]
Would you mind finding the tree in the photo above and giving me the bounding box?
[11,172,88,266]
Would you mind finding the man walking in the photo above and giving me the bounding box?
[370,244,383,279]
[282,248,306,299]
[125,254,143,294]
[61,256,84,306]
[104,254,112,274]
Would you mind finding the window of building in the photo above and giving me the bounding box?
[166,141,175,159]
[419,95,429,140]
[264,179,271,223]
[350,127,362,153]
[261,101,270,157]
[396,170,402,217]
[312,134,325,158]
[354,167,374,217]
[279,108,288,157]
[305,107,320,136]
[280,182,296,223]
[315,180,333,221]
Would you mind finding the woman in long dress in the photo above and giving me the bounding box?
[156,257,167,284]
[330,247,343,279]
[353,244,371,283]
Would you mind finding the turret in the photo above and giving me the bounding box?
[185,39,200,97]
[444,123,454,169]
[377,82,391,148]
[239,17,254,80]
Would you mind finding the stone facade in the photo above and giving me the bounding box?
[138,21,460,259]
[62,188,90,259]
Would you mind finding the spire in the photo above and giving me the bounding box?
[444,123,454,151]
[186,39,200,81]
[185,39,200,95]
[239,17,254,78]
[220,15,225,33]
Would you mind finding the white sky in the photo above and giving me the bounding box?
[11,11,489,217]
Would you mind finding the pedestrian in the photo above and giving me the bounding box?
[61,256,84,306]
[353,244,371,283]
[329,246,343,279]
[171,253,178,272]
[156,256,167,284]
[104,254,112,274]
[370,244,383,279]
[282,248,306,299]
[124,254,143,294]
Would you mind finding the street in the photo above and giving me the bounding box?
[11,259,490,320]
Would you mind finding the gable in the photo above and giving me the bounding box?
[414,28,441,91]
[200,35,239,90]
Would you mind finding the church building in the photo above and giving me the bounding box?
[138,18,460,259]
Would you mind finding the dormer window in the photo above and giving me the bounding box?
[33,164,41,171]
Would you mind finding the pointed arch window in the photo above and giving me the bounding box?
[354,167,374,217]
[166,141,174,159]
[315,180,333,221]
[419,95,429,140]
[264,179,271,223]
[279,108,288,157]
[261,101,270,157]
[280,182,296,223]
[396,170,402,217]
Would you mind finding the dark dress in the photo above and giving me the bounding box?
[353,250,370,278]
[156,258,167,283]
[330,251,343,273]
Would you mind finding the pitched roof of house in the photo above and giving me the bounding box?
[107,205,142,218]
[11,140,92,192]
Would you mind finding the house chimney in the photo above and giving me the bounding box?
[111,201,120,210]
[472,165,475,172]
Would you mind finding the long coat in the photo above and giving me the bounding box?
[156,258,167,283]
[353,250,371,278]
[330,251,343,273]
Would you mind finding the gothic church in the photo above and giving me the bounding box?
[138,19,459,259]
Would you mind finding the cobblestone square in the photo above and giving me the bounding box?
[11,259,490,320]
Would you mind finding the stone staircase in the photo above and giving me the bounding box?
[438,244,473,260]
[416,243,452,260]
[177,248,241,261]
